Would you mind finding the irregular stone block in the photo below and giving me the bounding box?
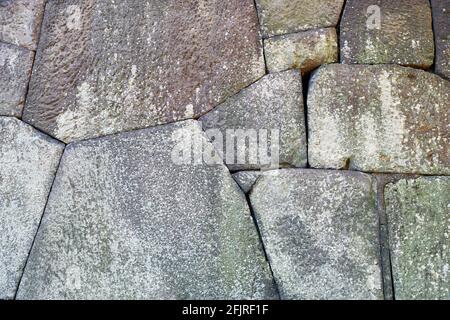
[0,0,45,50]
[340,0,435,68]
[385,177,450,300]
[22,0,265,143]
[200,70,307,171]
[308,64,450,175]
[431,0,450,79]
[232,171,263,194]
[250,169,383,300]
[0,117,64,299]
[0,42,34,117]
[17,120,276,300]
[264,28,338,74]
[255,0,344,37]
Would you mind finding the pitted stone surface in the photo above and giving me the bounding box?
[22,0,265,143]
[17,120,277,300]
[250,169,383,300]
[431,0,450,79]
[0,117,64,299]
[255,0,344,37]
[385,177,450,300]
[200,70,306,171]
[232,171,263,194]
[0,42,34,117]
[340,0,435,68]
[308,64,450,175]
[0,0,45,50]
[264,28,338,74]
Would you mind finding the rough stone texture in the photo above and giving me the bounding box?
[340,0,435,68]
[431,0,450,79]
[0,0,46,50]
[232,171,263,194]
[17,120,277,300]
[22,0,265,143]
[308,64,450,175]
[264,28,338,74]
[0,42,34,117]
[250,169,383,300]
[0,117,64,299]
[200,70,306,171]
[385,177,450,300]
[255,0,345,37]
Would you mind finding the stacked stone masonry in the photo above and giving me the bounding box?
[0,0,448,300]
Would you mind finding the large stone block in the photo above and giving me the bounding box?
[431,0,450,79]
[0,0,45,50]
[17,120,276,300]
[0,117,64,299]
[22,0,265,143]
[255,0,344,37]
[250,169,383,300]
[340,0,435,68]
[308,64,450,175]
[0,42,34,117]
[385,177,450,300]
[264,28,338,74]
[200,70,307,171]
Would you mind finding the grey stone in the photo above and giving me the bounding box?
[385,176,450,300]
[0,0,45,50]
[340,0,435,68]
[250,169,383,300]
[431,0,450,79]
[255,0,344,37]
[308,64,450,175]
[199,70,307,171]
[17,120,277,300]
[232,171,264,194]
[0,42,34,117]
[22,0,265,143]
[264,28,338,74]
[0,117,64,299]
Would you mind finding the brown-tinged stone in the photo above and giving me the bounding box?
[22,0,265,143]
[340,0,435,68]
[308,64,450,175]
[264,28,338,74]
[0,0,46,50]
[431,0,450,79]
[0,42,34,117]
[255,0,345,37]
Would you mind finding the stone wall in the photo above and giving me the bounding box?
[0,0,448,300]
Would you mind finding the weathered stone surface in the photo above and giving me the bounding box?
[22,0,265,143]
[431,0,450,79]
[340,0,435,68]
[385,177,450,300]
[0,117,64,299]
[232,171,263,194]
[264,28,338,74]
[308,64,450,175]
[0,0,45,50]
[250,169,383,300]
[200,70,306,171]
[0,42,34,117]
[255,0,344,37]
[17,120,276,300]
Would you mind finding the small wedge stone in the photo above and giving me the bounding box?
[431,0,450,79]
[264,28,338,74]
